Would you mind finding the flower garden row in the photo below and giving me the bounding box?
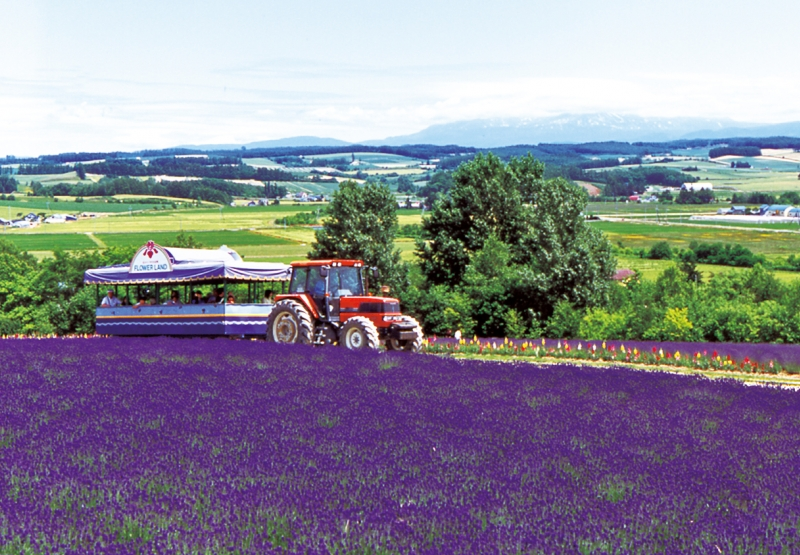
[423,337,797,375]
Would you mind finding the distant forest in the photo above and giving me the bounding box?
[17,157,296,182]
[29,177,285,205]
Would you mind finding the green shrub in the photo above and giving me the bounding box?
[545,301,583,339]
[648,241,672,260]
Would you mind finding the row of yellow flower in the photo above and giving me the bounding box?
[422,337,786,375]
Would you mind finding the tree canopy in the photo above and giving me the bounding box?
[309,180,404,292]
[412,153,615,335]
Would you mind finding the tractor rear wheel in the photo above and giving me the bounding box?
[266,300,314,345]
[339,317,380,350]
[386,317,424,353]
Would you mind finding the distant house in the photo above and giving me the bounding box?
[787,208,800,218]
[730,206,746,215]
[682,183,713,191]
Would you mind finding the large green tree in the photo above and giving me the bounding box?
[309,180,404,291]
[416,153,615,331]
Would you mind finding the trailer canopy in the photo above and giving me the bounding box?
[84,241,290,285]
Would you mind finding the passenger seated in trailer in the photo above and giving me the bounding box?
[132,296,148,308]
[191,291,203,304]
[262,290,275,304]
[100,289,121,308]
[149,297,158,306]
[165,291,181,305]
[226,293,235,304]
[207,287,224,304]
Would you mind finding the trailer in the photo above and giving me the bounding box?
[84,241,290,336]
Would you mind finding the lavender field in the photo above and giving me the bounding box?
[1,338,800,554]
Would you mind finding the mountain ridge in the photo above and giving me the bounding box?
[174,114,800,150]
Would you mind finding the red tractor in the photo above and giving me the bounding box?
[266,260,423,351]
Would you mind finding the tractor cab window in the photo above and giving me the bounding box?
[330,266,364,297]
[308,267,326,297]
[289,267,309,293]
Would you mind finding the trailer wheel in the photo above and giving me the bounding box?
[386,317,424,353]
[339,317,380,350]
[266,300,314,345]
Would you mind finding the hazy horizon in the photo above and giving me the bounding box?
[2,0,799,155]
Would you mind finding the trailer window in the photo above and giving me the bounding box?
[289,267,309,293]
[330,266,363,297]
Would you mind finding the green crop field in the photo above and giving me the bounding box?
[591,220,800,258]
[631,160,800,193]
[95,230,293,249]
[615,255,800,283]
[241,157,284,167]
[0,198,175,215]
[0,232,97,251]
[585,202,717,216]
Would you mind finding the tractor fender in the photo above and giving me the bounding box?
[274,293,320,320]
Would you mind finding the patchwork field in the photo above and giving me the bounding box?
[1,338,798,554]
[591,220,800,258]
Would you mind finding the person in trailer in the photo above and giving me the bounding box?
[207,287,224,304]
[100,289,121,308]
[165,291,181,305]
[226,293,235,304]
[191,291,203,304]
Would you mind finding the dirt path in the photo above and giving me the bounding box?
[86,232,106,248]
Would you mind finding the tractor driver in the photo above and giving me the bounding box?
[307,267,327,315]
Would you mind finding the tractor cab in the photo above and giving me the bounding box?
[287,260,369,322]
[268,259,423,351]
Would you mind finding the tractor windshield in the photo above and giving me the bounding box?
[329,266,363,297]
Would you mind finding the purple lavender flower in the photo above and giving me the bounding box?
[0,337,798,553]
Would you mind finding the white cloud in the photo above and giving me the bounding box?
[3,63,800,154]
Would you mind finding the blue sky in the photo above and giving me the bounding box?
[1,0,799,154]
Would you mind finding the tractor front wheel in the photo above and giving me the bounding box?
[266,300,314,345]
[385,317,424,353]
[339,317,380,350]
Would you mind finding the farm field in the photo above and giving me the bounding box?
[586,202,717,216]
[307,152,423,166]
[0,197,175,215]
[95,230,293,249]
[591,220,800,258]
[633,161,800,193]
[1,338,799,554]
[615,255,800,282]
[241,157,285,168]
[0,232,98,252]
